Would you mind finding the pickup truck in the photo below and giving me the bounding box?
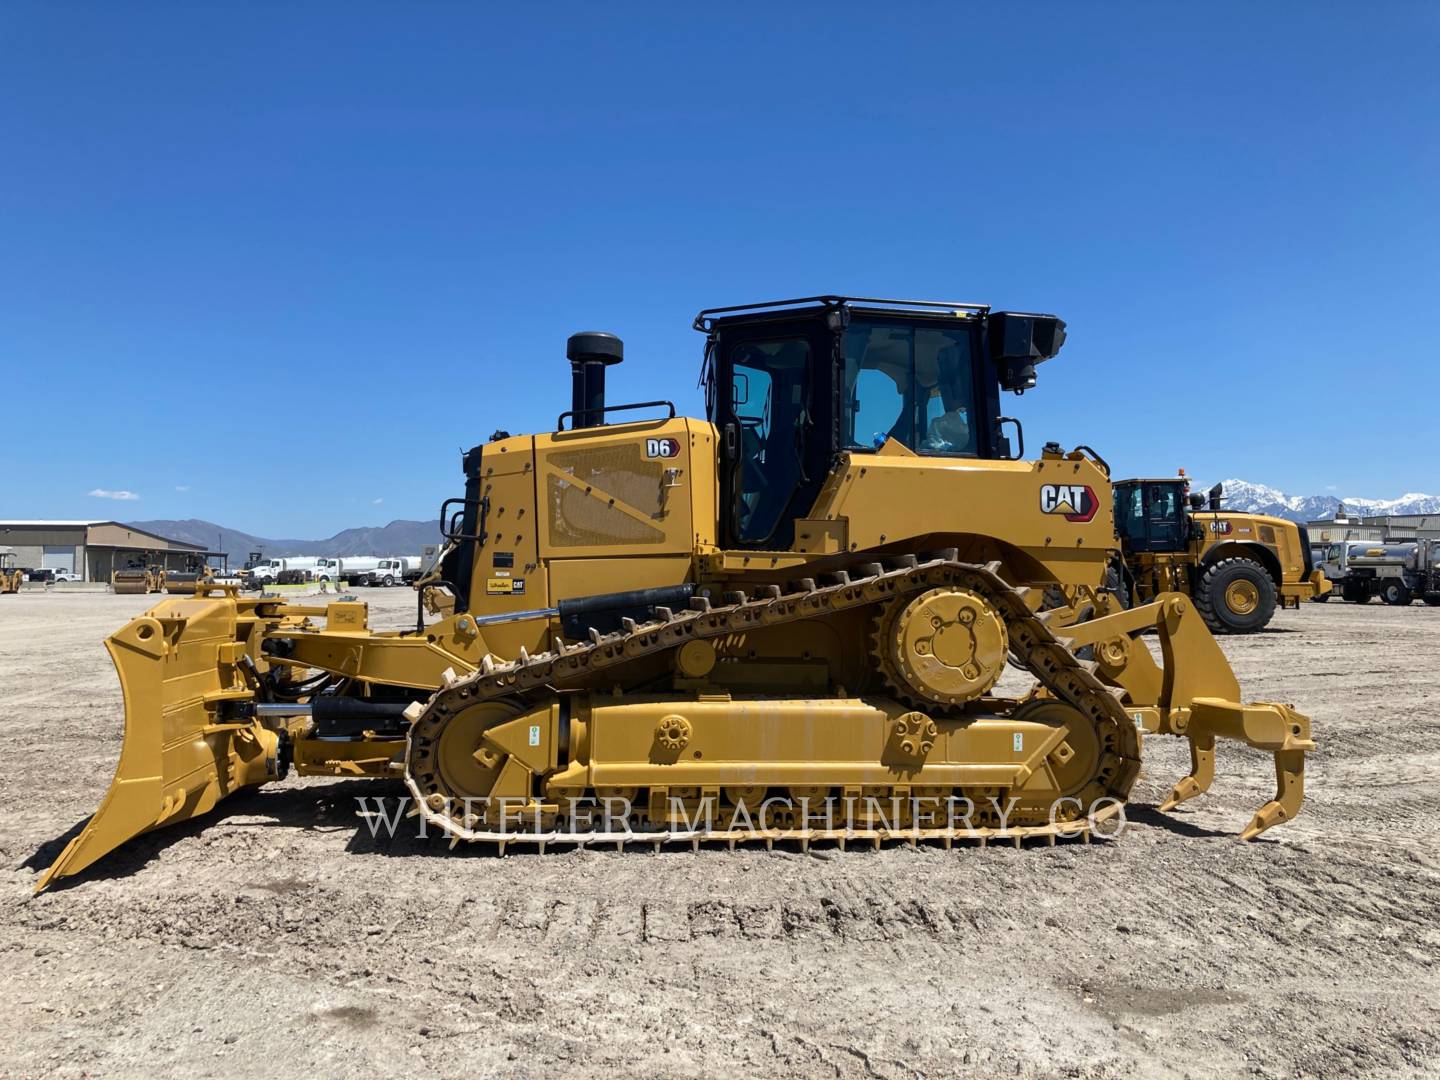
[31,568,82,583]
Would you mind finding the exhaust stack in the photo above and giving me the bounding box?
[567,331,624,429]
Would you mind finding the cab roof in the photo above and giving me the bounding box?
[693,295,991,332]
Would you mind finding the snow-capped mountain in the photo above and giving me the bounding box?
[1206,479,1440,523]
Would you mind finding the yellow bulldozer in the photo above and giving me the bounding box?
[38,296,1315,891]
[110,565,164,595]
[0,548,23,594]
[1112,477,1329,633]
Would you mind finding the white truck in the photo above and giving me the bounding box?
[338,557,382,586]
[1318,539,1440,606]
[312,557,343,583]
[367,556,424,587]
[245,557,322,585]
[275,557,324,584]
[245,558,286,585]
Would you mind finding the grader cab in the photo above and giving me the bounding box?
[38,297,1314,891]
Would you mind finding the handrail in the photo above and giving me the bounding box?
[439,496,488,543]
[556,399,676,431]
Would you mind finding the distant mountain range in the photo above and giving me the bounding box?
[1208,480,1440,523]
[129,518,442,558]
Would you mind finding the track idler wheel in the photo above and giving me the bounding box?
[405,699,553,834]
[874,587,1008,708]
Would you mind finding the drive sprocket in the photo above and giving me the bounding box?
[871,587,1008,708]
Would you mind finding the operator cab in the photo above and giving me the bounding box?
[697,297,1066,549]
[1113,478,1201,553]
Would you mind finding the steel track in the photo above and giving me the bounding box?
[404,554,1144,847]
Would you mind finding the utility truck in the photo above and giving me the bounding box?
[337,557,382,586]
[1319,538,1440,606]
[364,556,424,586]
[313,558,343,582]
[245,557,321,585]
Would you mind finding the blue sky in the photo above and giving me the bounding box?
[2,3,1436,536]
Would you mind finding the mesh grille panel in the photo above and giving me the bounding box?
[545,440,672,548]
[548,444,666,516]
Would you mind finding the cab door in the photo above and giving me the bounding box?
[711,316,834,549]
[1142,483,1186,551]
[1117,482,1186,553]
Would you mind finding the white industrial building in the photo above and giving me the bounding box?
[1305,513,1440,543]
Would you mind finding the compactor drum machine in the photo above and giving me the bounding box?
[111,566,163,595]
[39,297,1315,890]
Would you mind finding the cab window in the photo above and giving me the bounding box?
[1117,485,1145,542]
[843,321,977,455]
[1149,485,1178,523]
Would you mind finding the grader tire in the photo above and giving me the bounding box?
[1195,557,1276,634]
[1104,563,1130,610]
[1310,592,1330,603]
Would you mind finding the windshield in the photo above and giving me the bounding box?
[842,320,977,455]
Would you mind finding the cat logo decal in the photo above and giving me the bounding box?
[1039,483,1098,523]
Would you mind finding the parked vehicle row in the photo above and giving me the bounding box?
[241,554,425,588]
[27,568,82,584]
[1311,538,1440,606]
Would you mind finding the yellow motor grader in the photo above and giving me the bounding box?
[1112,478,1330,633]
[38,297,1314,891]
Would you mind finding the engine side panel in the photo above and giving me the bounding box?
[804,452,1114,587]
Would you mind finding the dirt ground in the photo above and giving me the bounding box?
[1,588,1437,1079]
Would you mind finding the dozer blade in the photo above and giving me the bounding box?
[37,594,273,892]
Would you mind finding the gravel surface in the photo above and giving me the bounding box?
[1,590,1437,1078]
